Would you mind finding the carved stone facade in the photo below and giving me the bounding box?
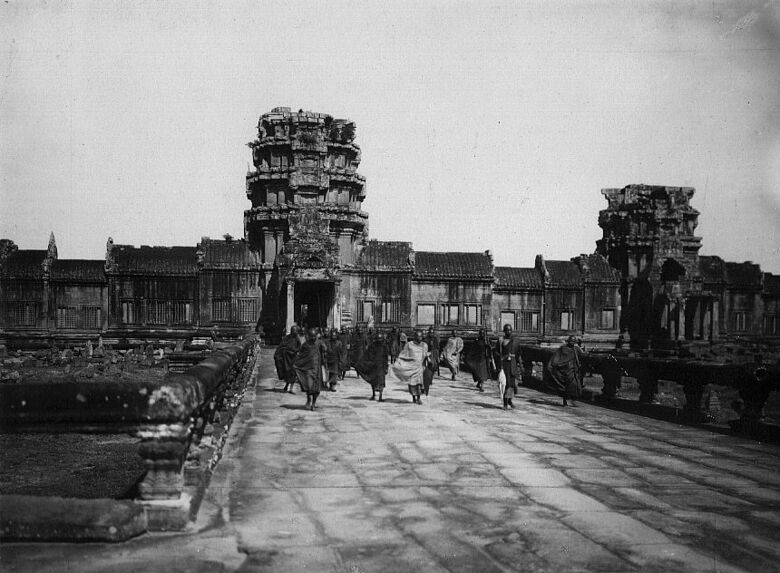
[1,111,778,349]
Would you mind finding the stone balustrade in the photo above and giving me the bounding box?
[0,335,259,533]
[518,344,779,436]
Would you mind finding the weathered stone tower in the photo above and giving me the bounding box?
[244,108,368,333]
[596,184,714,347]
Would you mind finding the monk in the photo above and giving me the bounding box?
[355,331,389,401]
[323,328,342,392]
[464,328,494,392]
[546,335,583,407]
[425,327,440,377]
[387,326,401,364]
[496,324,523,410]
[442,330,464,381]
[392,330,429,405]
[274,325,301,394]
[293,327,327,411]
[338,326,350,379]
[349,326,367,372]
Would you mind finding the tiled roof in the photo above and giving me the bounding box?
[414,251,493,280]
[50,259,106,282]
[0,250,46,280]
[494,266,542,289]
[724,261,762,288]
[699,256,726,284]
[574,253,621,283]
[545,260,583,288]
[764,273,780,295]
[197,238,261,270]
[357,240,413,271]
[111,245,198,276]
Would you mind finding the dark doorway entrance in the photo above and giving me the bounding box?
[294,281,334,331]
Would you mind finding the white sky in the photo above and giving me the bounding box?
[2,0,779,272]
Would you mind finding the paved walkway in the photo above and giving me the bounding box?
[3,347,780,572]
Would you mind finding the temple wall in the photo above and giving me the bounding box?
[410,280,492,333]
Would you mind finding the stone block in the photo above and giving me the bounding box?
[0,495,147,541]
[141,493,192,531]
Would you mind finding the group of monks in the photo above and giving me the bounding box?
[273,323,587,411]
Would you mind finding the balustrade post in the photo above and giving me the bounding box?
[137,422,193,531]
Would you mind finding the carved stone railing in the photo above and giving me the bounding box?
[518,344,779,435]
[0,335,259,533]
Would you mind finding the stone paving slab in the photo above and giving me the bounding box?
[2,347,780,572]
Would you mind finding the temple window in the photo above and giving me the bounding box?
[560,310,576,331]
[380,300,400,323]
[500,311,515,330]
[764,314,778,336]
[357,299,375,323]
[731,311,751,332]
[416,304,436,326]
[439,304,459,325]
[600,309,615,329]
[520,311,539,332]
[464,304,481,326]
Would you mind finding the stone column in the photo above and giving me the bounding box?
[331,281,341,330]
[263,231,275,264]
[702,300,712,341]
[676,298,686,341]
[712,300,720,341]
[693,298,702,339]
[285,280,295,333]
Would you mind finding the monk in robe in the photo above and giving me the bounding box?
[443,330,464,381]
[337,326,350,380]
[293,328,327,411]
[324,329,342,392]
[464,328,494,392]
[274,325,301,394]
[349,326,367,371]
[355,332,389,401]
[387,326,401,364]
[496,324,523,410]
[391,330,429,405]
[424,327,441,377]
[546,335,583,407]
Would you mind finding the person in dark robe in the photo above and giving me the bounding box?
[338,326,350,380]
[546,335,583,407]
[387,326,401,364]
[391,330,429,404]
[293,327,326,411]
[496,324,523,409]
[323,329,342,392]
[425,327,441,378]
[464,328,494,392]
[355,331,389,401]
[274,325,301,394]
[349,326,367,371]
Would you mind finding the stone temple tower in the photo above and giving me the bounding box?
[244,108,368,333]
[596,184,714,347]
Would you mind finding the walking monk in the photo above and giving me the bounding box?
[392,330,429,405]
[356,331,389,402]
[293,328,327,411]
[546,335,583,407]
[464,328,494,392]
[496,324,523,410]
[274,325,301,394]
[443,330,464,380]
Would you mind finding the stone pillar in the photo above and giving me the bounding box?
[693,298,702,339]
[702,300,712,341]
[676,298,686,341]
[712,300,719,340]
[285,280,295,333]
[263,231,275,264]
[331,281,341,330]
[274,231,283,256]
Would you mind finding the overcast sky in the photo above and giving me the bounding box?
[2,1,779,272]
